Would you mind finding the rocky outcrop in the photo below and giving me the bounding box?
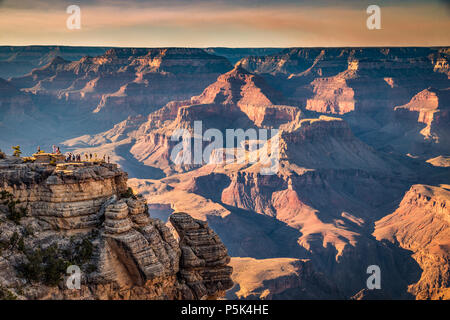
[170,213,233,299]
[394,88,450,145]
[306,76,355,114]
[374,185,450,300]
[0,160,128,231]
[278,116,391,172]
[228,257,341,300]
[191,65,285,108]
[0,157,232,300]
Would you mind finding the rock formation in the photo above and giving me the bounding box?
[3,46,449,300]
[228,257,341,300]
[126,65,301,175]
[1,48,233,153]
[390,88,450,155]
[0,156,232,300]
[374,185,450,300]
[238,47,449,156]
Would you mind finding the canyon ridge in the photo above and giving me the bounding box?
[0,46,449,300]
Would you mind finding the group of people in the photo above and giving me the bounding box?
[52,145,61,154]
[65,152,111,163]
[36,145,111,164]
[65,153,82,162]
[37,145,63,154]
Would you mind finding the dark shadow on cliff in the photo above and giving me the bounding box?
[207,204,309,260]
[312,233,422,299]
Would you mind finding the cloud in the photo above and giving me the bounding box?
[0,0,448,47]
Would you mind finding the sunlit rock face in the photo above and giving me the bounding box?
[374,185,450,300]
[1,46,449,300]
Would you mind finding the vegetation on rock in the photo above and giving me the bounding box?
[1,191,28,224]
[121,187,137,199]
[18,237,96,287]
[11,145,21,158]
[0,285,17,300]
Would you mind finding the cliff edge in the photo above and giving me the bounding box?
[0,156,232,299]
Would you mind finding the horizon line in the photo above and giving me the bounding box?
[1,44,449,49]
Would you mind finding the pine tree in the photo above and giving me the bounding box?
[12,146,21,158]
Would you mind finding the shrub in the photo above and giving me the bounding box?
[9,232,19,249]
[7,206,27,224]
[85,264,97,274]
[1,191,27,224]
[0,286,16,300]
[24,225,34,237]
[18,244,70,286]
[0,190,12,201]
[19,248,45,282]
[121,187,137,199]
[17,237,25,252]
[75,238,94,265]
[18,237,96,286]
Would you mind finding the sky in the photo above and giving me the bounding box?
[0,0,449,47]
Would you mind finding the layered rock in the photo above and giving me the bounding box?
[10,48,232,121]
[374,185,450,300]
[238,47,449,157]
[392,88,450,150]
[306,76,355,114]
[0,160,128,230]
[278,116,391,172]
[170,213,233,299]
[0,46,110,79]
[1,48,233,153]
[126,65,300,175]
[0,157,233,300]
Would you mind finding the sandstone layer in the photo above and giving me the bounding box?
[374,185,450,300]
[0,157,232,300]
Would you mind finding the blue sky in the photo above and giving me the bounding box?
[0,0,448,47]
